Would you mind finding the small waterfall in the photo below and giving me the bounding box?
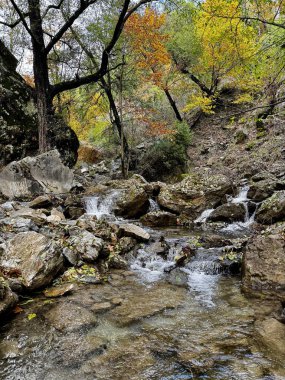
[129,240,225,307]
[222,184,257,233]
[148,198,160,212]
[195,182,257,230]
[84,191,120,219]
[194,208,214,224]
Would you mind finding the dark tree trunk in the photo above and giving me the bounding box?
[101,77,129,162]
[28,0,52,153]
[163,88,183,122]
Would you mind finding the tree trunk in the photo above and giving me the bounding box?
[28,0,52,153]
[163,88,183,122]
[101,77,129,164]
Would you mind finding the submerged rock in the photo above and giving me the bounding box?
[0,231,63,290]
[0,150,74,200]
[255,318,285,361]
[44,301,97,332]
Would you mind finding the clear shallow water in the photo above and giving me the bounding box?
[1,227,285,379]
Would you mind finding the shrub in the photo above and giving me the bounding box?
[139,121,192,181]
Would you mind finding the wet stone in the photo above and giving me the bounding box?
[44,301,97,332]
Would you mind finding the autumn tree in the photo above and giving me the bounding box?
[0,0,154,153]
[125,8,183,122]
[168,0,259,113]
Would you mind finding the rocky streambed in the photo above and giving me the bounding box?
[1,152,285,379]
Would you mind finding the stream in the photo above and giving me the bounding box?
[0,187,285,379]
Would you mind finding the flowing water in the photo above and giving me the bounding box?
[0,192,284,379]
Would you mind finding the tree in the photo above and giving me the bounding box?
[125,8,183,121]
[168,0,259,113]
[0,0,153,153]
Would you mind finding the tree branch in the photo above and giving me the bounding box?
[50,0,154,97]
[8,0,35,39]
[0,12,29,28]
[42,0,65,18]
[44,0,98,54]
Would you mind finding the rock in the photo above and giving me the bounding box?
[90,302,113,313]
[166,268,189,287]
[208,203,245,223]
[118,223,150,242]
[157,173,232,220]
[67,229,104,263]
[248,172,285,202]
[29,195,53,209]
[107,254,128,270]
[243,224,285,292]
[147,240,170,257]
[140,211,177,227]
[116,237,137,255]
[256,191,285,224]
[111,176,149,219]
[10,207,47,225]
[44,301,97,332]
[0,231,63,290]
[255,318,285,360]
[0,41,78,167]
[43,283,75,298]
[0,278,18,316]
[0,150,74,200]
[46,208,65,223]
[109,283,186,327]
[64,194,85,219]
[0,217,38,232]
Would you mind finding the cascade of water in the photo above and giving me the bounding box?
[148,198,160,212]
[84,190,120,219]
[194,208,215,224]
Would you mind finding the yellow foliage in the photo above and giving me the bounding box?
[194,0,259,86]
[183,95,215,115]
[233,93,254,104]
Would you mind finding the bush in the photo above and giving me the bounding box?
[139,121,192,181]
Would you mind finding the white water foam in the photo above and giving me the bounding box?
[194,208,214,224]
[84,191,120,219]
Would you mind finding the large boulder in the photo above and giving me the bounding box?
[248,172,285,202]
[256,191,285,224]
[242,224,285,292]
[0,231,64,290]
[208,203,245,223]
[0,150,74,200]
[0,40,78,168]
[157,173,232,220]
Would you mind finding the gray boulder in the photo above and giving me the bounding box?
[208,203,245,223]
[64,228,104,264]
[256,191,285,224]
[0,231,63,290]
[118,223,150,242]
[0,150,74,200]
[157,173,232,220]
